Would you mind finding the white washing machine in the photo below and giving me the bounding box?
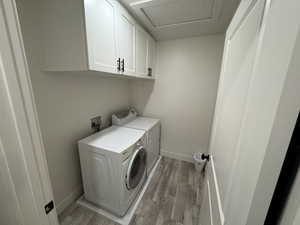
[112,110,160,173]
[78,126,147,216]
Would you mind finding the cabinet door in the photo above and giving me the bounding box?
[147,36,156,77]
[117,8,136,75]
[135,26,148,77]
[84,0,118,73]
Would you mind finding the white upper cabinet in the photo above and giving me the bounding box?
[135,26,156,78]
[135,26,148,77]
[84,0,118,73]
[147,36,156,78]
[117,8,136,75]
[41,0,156,79]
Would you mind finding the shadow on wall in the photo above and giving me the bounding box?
[130,80,155,116]
[41,70,131,128]
[31,70,130,208]
[129,36,225,162]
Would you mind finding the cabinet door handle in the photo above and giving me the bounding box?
[117,58,121,72]
[148,67,152,77]
[121,58,125,72]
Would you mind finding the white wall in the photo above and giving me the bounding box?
[130,35,224,161]
[16,0,225,212]
[16,0,130,212]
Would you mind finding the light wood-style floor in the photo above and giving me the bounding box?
[59,157,204,225]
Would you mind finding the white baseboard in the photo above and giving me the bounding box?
[56,185,83,214]
[161,149,193,163]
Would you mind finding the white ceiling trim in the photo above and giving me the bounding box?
[120,0,240,40]
[130,0,223,29]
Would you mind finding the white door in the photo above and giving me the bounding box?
[0,1,58,225]
[210,0,265,206]
[147,36,156,77]
[0,66,49,225]
[200,0,266,224]
[117,7,136,75]
[84,0,119,73]
[202,0,300,225]
[135,26,148,77]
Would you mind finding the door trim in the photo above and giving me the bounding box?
[210,157,224,225]
[200,157,224,225]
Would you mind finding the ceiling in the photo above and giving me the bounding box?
[120,0,241,40]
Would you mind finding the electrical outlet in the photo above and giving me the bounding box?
[91,116,102,132]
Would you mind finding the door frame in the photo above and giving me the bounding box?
[0,0,59,224]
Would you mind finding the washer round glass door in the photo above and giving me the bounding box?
[126,146,147,190]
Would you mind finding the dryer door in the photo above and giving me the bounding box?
[126,146,147,190]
